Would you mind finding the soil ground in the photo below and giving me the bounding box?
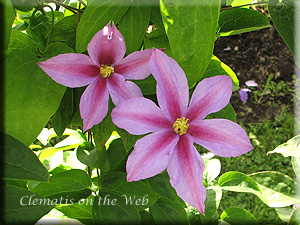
[213,24,295,124]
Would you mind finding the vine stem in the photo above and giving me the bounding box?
[221,1,269,11]
[88,166,92,177]
[78,0,87,7]
[44,4,55,49]
[77,1,81,27]
[44,0,84,13]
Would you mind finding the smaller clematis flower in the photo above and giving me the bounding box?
[38,22,154,131]
[239,88,252,102]
[111,49,253,214]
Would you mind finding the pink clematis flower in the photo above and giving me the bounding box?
[111,49,253,213]
[38,23,153,131]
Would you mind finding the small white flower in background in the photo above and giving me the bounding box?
[245,80,258,87]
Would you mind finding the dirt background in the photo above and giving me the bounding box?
[213,23,295,124]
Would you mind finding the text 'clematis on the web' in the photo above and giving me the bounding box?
[111,49,253,214]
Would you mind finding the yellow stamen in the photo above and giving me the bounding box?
[100,64,114,78]
[173,117,189,135]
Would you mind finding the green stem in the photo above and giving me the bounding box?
[78,0,87,7]
[88,166,91,177]
[44,4,55,49]
[30,8,39,25]
[77,1,81,27]
[221,1,269,11]
[45,0,83,13]
[258,73,273,103]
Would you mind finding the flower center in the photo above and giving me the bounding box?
[100,64,114,78]
[173,117,189,135]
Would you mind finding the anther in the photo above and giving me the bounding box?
[173,117,189,135]
[100,64,114,78]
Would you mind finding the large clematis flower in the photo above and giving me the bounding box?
[111,49,253,213]
[38,23,153,131]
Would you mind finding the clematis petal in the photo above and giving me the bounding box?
[38,53,100,88]
[111,97,172,135]
[79,77,109,131]
[87,23,126,66]
[188,119,253,157]
[107,73,143,106]
[114,49,153,80]
[150,48,189,121]
[239,88,251,102]
[167,134,206,214]
[126,130,179,182]
[185,75,232,122]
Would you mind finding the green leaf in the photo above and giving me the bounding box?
[1,132,49,182]
[160,0,221,87]
[218,171,261,194]
[249,171,300,207]
[32,169,92,202]
[225,0,235,6]
[99,172,159,211]
[12,21,29,31]
[289,207,300,225]
[92,111,116,172]
[275,206,294,223]
[11,0,35,11]
[208,103,236,122]
[93,191,141,224]
[5,30,37,56]
[3,49,68,146]
[230,0,252,7]
[2,185,54,224]
[144,27,173,56]
[187,186,222,225]
[218,8,271,37]
[1,0,15,52]
[26,11,52,48]
[267,135,300,157]
[76,143,104,168]
[269,0,299,67]
[43,42,75,59]
[51,88,74,136]
[56,196,94,225]
[150,1,165,31]
[49,164,72,175]
[51,86,84,137]
[203,158,221,184]
[140,210,156,224]
[292,156,300,180]
[146,172,183,203]
[50,14,77,50]
[92,111,116,150]
[107,138,128,172]
[117,0,151,54]
[203,55,239,91]
[4,178,28,189]
[150,197,189,225]
[220,207,259,225]
[116,127,143,152]
[76,0,132,53]
[133,75,157,96]
[201,187,222,224]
